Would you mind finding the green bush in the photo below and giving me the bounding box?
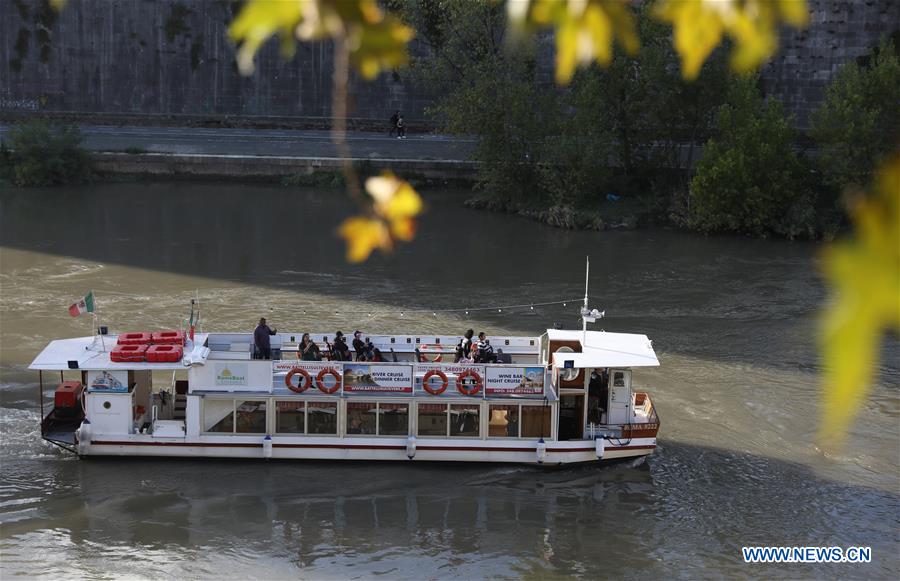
[688,77,811,237]
[810,40,900,194]
[0,121,91,186]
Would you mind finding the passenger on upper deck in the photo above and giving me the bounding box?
[474,332,498,364]
[352,330,366,360]
[253,318,277,359]
[299,333,321,361]
[455,329,475,363]
[331,331,353,361]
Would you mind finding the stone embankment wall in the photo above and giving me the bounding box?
[761,0,899,127]
[0,0,897,129]
[0,0,433,125]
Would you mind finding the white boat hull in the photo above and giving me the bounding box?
[81,434,657,464]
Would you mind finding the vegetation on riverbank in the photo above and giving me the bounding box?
[0,121,91,186]
[398,1,899,239]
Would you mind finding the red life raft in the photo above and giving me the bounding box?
[151,330,185,345]
[146,344,183,363]
[111,344,149,362]
[117,332,152,346]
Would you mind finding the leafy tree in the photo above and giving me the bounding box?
[688,77,810,237]
[810,40,900,194]
[0,121,91,187]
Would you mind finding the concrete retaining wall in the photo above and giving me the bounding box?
[91,152,478,181]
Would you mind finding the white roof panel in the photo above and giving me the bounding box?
[28,334,210,371]
[548,330,659,368]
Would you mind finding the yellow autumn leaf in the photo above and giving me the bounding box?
[229,0,412,78]
[229,0,304,75]
[819,154,900,448]
[351,18,415,80]
[507,0,639,85]
[337,216,391,263]
[654,0,809,80]
[337,172,423,262]
[365,172,423,222]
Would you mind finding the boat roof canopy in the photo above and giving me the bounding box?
[28,334,210,371]
[547,329,659,368]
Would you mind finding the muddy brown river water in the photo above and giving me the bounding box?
[1,182,898,579]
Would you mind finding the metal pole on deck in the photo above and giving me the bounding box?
[582,256,590,347]
[38,370,44,423]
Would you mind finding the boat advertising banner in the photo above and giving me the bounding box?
[484,366,546,396]
[417,363,486,376]
[343,364,413,393]
[271,361,339,392]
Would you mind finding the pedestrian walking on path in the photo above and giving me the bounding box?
[397,115,406,139]
[388,110,399,137]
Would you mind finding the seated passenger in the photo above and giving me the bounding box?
[331,331,352,361]
[363,338,378,361]
[474,332,498,363]
[299,333,321,361]
[455,329,475,363]
[352,330,366,361]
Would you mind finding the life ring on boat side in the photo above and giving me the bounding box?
[316,368,342,394]
[285,367,312,393]
[422,370,448,395]
[456,369,482,396]
[419,344,443,363]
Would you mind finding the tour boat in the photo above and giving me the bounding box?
[30,321,660,465]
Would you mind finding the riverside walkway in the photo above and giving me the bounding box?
[0,124,477,179]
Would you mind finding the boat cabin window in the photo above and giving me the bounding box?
[346,401,410,436]
[450,404,480,437]
[276,401,305,434]
[489,404,551,438]
[521,405,551,438]
[347,402,377,435]
[489,404,519,437]
[203,399,266,433]
[307,402,338,434]
[377,403,409,436]
[204,399,236,433]
[236,400,266,433]
[417,403,448,436]
[417,403,480,437]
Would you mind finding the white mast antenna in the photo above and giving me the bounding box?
[580,256,605,346]
[582,256,589,345]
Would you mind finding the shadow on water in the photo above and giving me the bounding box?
[2,180,873,374]
[1,441,897,579]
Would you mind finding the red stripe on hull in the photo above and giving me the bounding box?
[90,440,656,453]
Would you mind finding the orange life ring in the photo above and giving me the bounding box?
[316,368,342,394]
[422,370,448,395]
[456,369,482,396]
[285,367,312,393]
[419,343,443,363]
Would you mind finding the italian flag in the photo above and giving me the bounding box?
[68,291,95,317]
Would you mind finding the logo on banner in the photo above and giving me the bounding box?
[215,363,247,386]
